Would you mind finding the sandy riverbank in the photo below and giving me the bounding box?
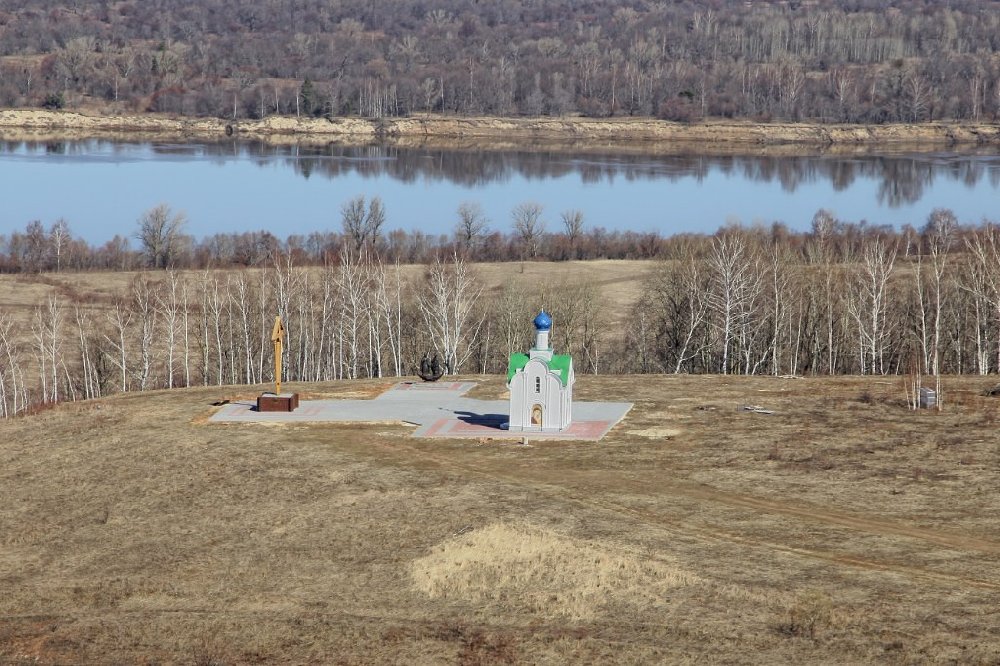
[1,109,999,152]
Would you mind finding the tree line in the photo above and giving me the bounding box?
[3,207,1000,418]
[0,198,712,272]
[2,0,1000,123]
[0,250,604,417]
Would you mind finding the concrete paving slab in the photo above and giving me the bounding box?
[208,381,631,441]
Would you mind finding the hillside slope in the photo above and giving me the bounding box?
[1,375,999,663]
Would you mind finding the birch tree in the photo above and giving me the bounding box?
[230,271,258,385]
[418,252,483,374]
[31,297,63,403]
[810,209,839,374]
[50,219,71,272]
[0,312,27,417]
[156,271,184,389]
[963,225,1000,374]
[708,233,756,374]
[132,274,159,391]
[104,299,133,393]
[74,305,100,400]
[337,245,368,379]
[372,258,404,377]
[926,209,957,409]
[767,240,794,376]
[846,237,897,375]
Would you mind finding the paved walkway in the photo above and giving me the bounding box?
[209,381,631,441]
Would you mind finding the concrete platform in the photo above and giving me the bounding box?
[209,381,631,441]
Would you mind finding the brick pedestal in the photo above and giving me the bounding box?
[257,393,300,412]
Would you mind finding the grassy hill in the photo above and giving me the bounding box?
[2,374,999,663]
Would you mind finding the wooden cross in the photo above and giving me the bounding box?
[272,315,285,395]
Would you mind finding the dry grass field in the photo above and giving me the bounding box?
[2,374,999,664]
[0,259,654,327]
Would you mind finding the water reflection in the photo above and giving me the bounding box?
[2,138,1000,209]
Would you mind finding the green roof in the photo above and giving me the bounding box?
[507,353,530,383]
[507,353,573,387]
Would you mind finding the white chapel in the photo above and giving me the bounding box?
[506,311,574,432]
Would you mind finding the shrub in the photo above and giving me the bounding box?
[778,590,833,639]
[41,92,64,110]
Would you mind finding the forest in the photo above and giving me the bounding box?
[3,0,1000,416]
[2,206,1000,418]
[0,0,999,122]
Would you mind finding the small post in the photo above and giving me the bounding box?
[272,315,285,395]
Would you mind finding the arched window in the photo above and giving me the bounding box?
[534,377,541,393]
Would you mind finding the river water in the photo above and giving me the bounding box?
[2,139,999,244]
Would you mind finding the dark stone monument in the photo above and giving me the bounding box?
[417,351,445,382]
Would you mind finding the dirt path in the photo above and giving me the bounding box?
[355,435,1000,591]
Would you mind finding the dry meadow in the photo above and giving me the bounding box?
[1,374,999,664]
[0,259,654,328]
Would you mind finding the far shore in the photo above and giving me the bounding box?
[1,109,999,154]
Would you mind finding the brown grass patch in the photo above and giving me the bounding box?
[410,522,698,621]
[626,427,683,439]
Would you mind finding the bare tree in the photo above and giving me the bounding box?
[23,221,47,273]
[372,258,404,377]
[418,252,483,374]
[337,245,368,378]
[73,305,100,400]
[926,208,957,409]
[766,240,794,376]
[493,279,532,367]
[707,233,761,375]
[455,201,488,253]
[156,271,184,389]
[645,257,711,373]
[560,209,583,243]
[137,204,187,269]
[229,271,258,385]
[846,237,897,375]
[0,312,27,417]
[181,274,193,387]
[561,209,585,256]
[341,195,386,251]
[31,296,63,403]
[204,274,227,386]
[131,274,159,390]
[49,219,71,272]
[810,209,840,374]
[104,299,133,393]
[963,225,1000,374]
[546,281,605,374]
[736,247,768,375]
[512,202,546,259]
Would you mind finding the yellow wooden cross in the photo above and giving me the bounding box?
[272,315,285,395]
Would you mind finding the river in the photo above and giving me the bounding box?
[2,139,999,244]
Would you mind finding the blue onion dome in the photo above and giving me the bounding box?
[533,310,552,331]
